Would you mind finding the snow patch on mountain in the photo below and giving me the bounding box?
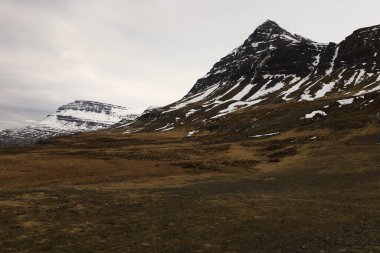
[326,46,340,75]
[337,98,354,106]
[250,132,280,138]
[302,110,327,119]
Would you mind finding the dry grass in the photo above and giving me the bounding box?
[0,127,379,252]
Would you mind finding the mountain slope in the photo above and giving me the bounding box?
[0,100,140,146]
[131,20,380,134]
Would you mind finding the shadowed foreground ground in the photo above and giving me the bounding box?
[0,130,379,252]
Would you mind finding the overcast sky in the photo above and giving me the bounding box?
[1,0,379,130]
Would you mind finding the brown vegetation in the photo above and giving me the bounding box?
[1,124,380,252]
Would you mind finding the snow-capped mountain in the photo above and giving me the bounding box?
[131,20,380,133]
[0,100,141,146]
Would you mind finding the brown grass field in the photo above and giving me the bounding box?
[0,126,380,252]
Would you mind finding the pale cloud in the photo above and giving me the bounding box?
[0,0,379,129]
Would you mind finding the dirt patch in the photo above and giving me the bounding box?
[20,220,40,228]
[0,200,25,207]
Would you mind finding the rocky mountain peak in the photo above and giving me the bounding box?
[187,20,320,96]
[255,19,282,32]
[248,19,284,38]
[244,20,311,46]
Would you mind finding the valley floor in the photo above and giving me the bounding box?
[0,129,379,253]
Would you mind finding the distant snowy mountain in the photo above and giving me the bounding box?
[129,20,380,133]
[0,100,141,146]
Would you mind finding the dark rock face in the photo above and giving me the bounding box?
[57,100,119,115]
[315,43,337,75]
[0,100,140,147]
[335,25,380,71]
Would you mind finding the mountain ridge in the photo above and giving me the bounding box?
[0,100,141,147]
[128,20,379,135]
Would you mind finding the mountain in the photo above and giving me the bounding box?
[1,21,379,146]
[130,20,380,135]
[0,100,140,147]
